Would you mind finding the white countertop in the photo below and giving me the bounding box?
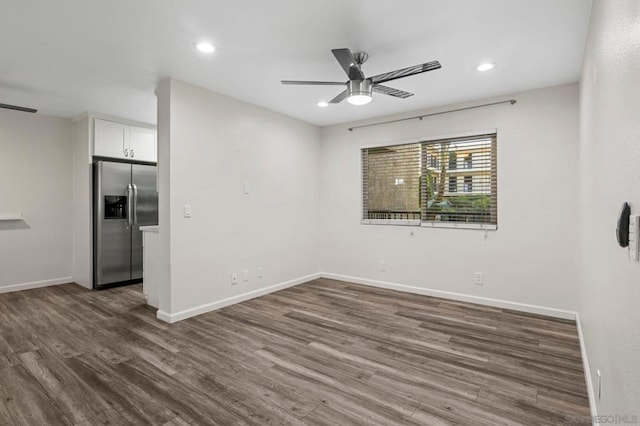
[139,225,159,233]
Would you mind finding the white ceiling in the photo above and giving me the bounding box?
[0,0,592,127]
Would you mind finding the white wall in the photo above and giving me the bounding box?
[156,80,172,314]
[72,116,92,288]
[158,79,321,316]
[319,84,580,311]
[579,0,640,417]
[0,109,73,289]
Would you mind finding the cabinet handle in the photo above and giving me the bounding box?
[130,149,135,158]
[124,148,129,157]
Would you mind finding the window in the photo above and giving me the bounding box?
[464,176,473,192]
[361,143,421,222]
[362,133,497,228]
[464,154,472,169]
[448,176,457,192]
[448,152,457,170]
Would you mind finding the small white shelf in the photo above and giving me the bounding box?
[0,214,23,221]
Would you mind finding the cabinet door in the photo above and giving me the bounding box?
[130,126,157,162]
[94,119,129,159]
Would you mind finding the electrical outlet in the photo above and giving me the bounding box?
[257,267,264,278]
[474,272,483,285]
[597,370,602,400]
[379,261,387,272]
[231,273,238,285]
[242,269,249,282]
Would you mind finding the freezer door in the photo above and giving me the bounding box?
[131,164,158,280]
[96,161,132,287]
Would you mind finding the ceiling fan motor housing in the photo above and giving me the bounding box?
[348,79,372,97]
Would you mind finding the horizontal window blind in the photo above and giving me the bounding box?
[362,133,497,227]
[362,143,422,221]
[421,134,497,225]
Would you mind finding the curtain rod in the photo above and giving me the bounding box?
[347,99,516,132]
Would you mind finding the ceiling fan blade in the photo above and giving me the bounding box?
[281,80,346,86]
[0,103,37,113]
[331,48,365,80]
[373,84,414,99]
[329,90,349,104]
[370,60,441,84]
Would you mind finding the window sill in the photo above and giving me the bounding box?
[420,222,497,230]
[361,219,421,227]
[361,219,497,230]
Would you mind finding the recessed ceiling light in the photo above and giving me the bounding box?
[317,101,329,108]
[476,62,495,72]
[195,42,215,53]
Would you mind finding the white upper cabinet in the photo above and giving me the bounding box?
[93,118,157,162]
[94,119,129,159]
[129,126,157,162]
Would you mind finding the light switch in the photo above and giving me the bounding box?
[184,204,192,218]
[243,182,250,195]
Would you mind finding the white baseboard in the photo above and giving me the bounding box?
[0,277,73,294]
[156,272,321,324]
[320,272,577,320]
[157,271,577,322]
[576,312,598,423]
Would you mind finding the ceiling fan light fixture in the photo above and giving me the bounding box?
[317,101,329,107]
[347,94,372,106]
[347,79,373,106]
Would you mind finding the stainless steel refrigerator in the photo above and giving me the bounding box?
[93,160,158,289]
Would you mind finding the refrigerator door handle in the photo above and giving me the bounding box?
[126,184,133,229]
[132,184,139,225]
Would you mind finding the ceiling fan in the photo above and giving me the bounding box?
[281,48,441,106]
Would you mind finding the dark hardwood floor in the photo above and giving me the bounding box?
[0,278,591,425]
